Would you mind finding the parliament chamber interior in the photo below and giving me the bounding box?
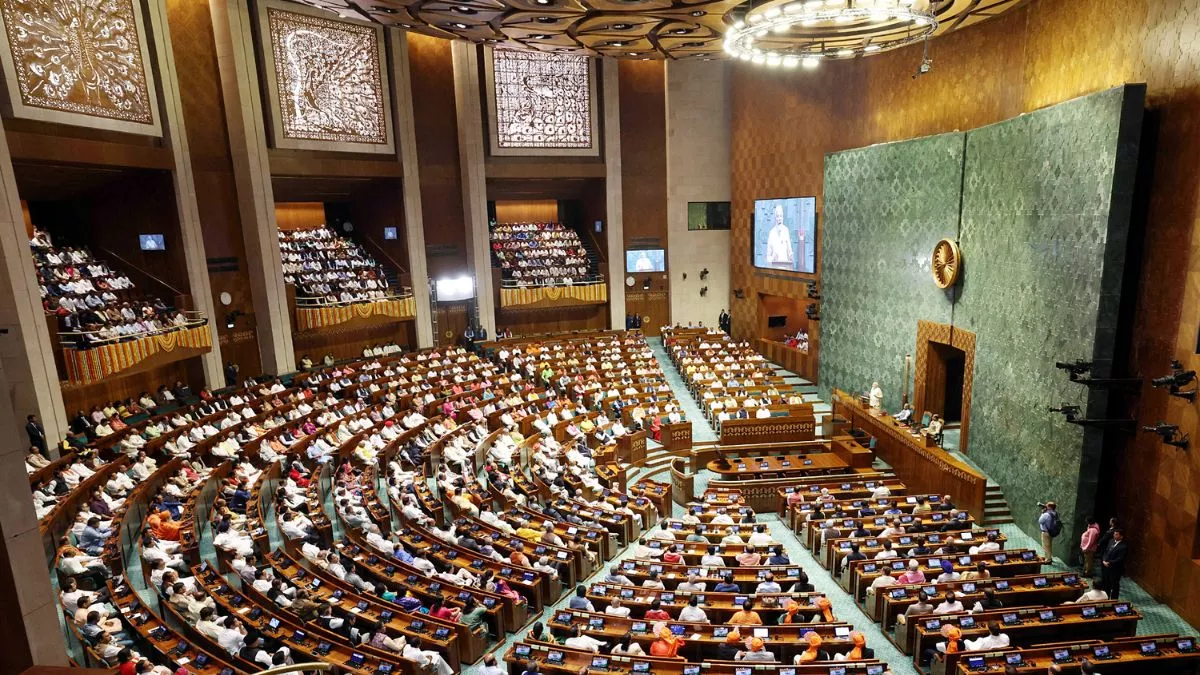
[3,0,1200,674]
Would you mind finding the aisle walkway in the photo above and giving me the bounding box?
[646,337,718,442]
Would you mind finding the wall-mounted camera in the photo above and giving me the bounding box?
[807,281,821,300]
[1150,360,1196,402]
[1142,422,1189,449]
[1047,404,1081,422]
[806,303,820,321]
[1054,360,1093,379]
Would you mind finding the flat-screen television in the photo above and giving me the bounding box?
[383,226,398,240]
[139,234,165,251]
[626,249,666,273]
[688,201,731,230]
[752,197,816,273]
[436,276,476,301]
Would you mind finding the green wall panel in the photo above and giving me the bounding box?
[819,86,1143,547]
[819,133,965,410]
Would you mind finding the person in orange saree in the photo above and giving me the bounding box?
[649,624,684,658]
[649,416,662,442]
[147,509,182,541]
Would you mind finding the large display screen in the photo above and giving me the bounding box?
[752,197,817,273]
[626,249,666,273]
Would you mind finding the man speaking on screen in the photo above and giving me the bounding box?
[765,204,795,268]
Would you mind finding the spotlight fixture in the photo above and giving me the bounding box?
[699,267,709,281]
[734,288,745,299]
[224,310,245,330]
[1048,403,1136,430]
[642,277,651,290]
[1142,422,1189,449]
[807,281,821,300]
[1150,359,1197,402]
[1054,359,1093,380]
[700,286,708,297]
[805,303,820,321]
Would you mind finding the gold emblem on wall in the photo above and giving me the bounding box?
[931,238,962,289]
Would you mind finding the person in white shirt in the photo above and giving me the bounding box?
[1069,579,1109,603]
[678,596,709,623]
[874,541,899,560]
[934,592,965,615]
[747,526,774,548]
[563,626,606,652]
[867,569,898,597]
[649,522,676,542]
[964,622,1010,651]
[604,597,631,617]
[869,381,883,409]
[402,636,453,675]
[677,575,707,593]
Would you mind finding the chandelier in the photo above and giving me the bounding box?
[724,0,937,68]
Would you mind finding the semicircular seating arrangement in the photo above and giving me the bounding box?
[38,329,1197,675]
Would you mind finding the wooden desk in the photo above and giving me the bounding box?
[834,390,986,519]
[661,421,692,451]
[719,414,817,445]
[504,641,887,675]
[873,572,1082,629]
[949,635,1200,675]
[758,338,817,382]
[906,600,1139,661]
[708,451,848,477]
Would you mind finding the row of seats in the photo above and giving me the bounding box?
[279,226,396,305]
[490,221,595,285]
[29,227,195,345]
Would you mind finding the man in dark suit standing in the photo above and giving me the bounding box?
[26,414,47,455]
[1099,528,1128,599]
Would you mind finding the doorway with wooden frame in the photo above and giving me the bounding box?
[913,320,976,451]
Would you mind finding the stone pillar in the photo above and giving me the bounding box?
[0,120,67,450]
[450,41,496,338]
[209,0,296,375]
[145,0,224,386]
[0,366,67,668]
[390,31,434,349]
[603,62,627,328]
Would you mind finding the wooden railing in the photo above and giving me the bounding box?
[832,388,987,519]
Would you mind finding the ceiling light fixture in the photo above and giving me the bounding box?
[724,0,937,69]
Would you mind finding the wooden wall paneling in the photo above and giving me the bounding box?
[758,293,809,342]
[618,60,669,335]
[292,319,416,364]
[164,0,262,377]
[60,357,204,415]
[275,202,326,230]
[496,305,608,337]
[346,180,412,287]
[435,300,471,345]
[408,34,469,280]
[494,199,558,223]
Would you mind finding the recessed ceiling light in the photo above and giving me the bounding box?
[610,41,626,46]
[864,44,880,52]
[534,0,553,4]
[536,16,556,23]
[671,28,692,34]
[452,22,469,28]
[533,33,553,39]
[373,6,397,13]
[690,10,705,16]
[400,23,413,28]
[613,23,632,29]
[628,51,639,56]
[455,5,473,11]
[683,41,705,47]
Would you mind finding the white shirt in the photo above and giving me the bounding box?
[564,635,606,652]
